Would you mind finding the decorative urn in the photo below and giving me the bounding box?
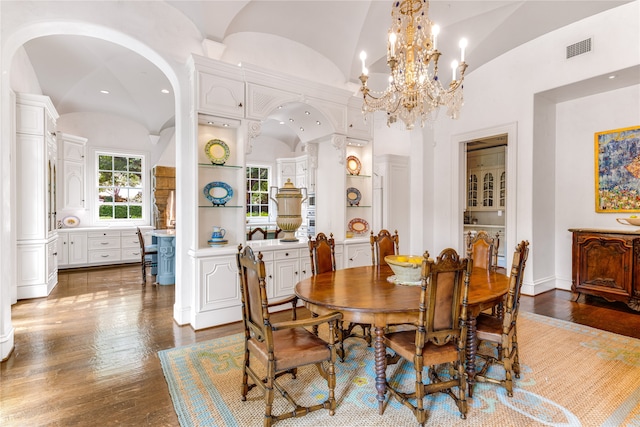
[270,179,308,242]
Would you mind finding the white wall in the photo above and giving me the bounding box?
[430,1,639,294]
[554,84,640,290]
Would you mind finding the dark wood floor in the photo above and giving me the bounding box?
[1,264,639,426]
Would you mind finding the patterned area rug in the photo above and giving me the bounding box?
[159,312,640,426]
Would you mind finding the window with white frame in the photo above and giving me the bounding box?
[97,152,145,220]
[246,165,271,220]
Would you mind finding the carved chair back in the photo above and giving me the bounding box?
[308,232,336,275]
[370,229,399,266]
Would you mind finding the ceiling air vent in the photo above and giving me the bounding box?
[566,38,592,59]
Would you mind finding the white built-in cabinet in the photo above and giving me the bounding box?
[467,146,506,211]
[344,241,371,268]
[197,72,245,119]
[57,132,87,210]
[58,231,88,266]
[187,55,376,330]
[15,93,59,299]
[57,227,151,268]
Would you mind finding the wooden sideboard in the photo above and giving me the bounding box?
[570,228,640,311]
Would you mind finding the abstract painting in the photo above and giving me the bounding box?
[595,125,640,212]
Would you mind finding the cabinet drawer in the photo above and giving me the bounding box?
[274,249,299,260]
[87,236,120,250]
[88,230,120,238]
[121,248,141,261]
[88,249,121,263]
[259,251,274,262]
[121,235,140,248]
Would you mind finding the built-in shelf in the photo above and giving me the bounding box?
[198,163,243,169]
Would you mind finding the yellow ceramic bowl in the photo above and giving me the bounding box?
[617,217,640,226]
[385,255,424,284]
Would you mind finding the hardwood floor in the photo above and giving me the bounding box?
[1,264,639,426]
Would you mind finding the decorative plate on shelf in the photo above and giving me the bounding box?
[62,216,80,228]
[346,155,361,175]
[348,217,369,235]
[346,187,361,206]
[203,181,234,206]
[204,139,230,165]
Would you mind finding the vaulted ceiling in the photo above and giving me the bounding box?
[18,1,632,142]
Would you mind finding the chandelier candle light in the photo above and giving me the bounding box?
[359,0,468,129]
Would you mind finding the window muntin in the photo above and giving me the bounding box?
[97,153,144,220]
[246,166,270,220]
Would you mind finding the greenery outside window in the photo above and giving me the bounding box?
[246,166,270,220]
[97,153,144,220]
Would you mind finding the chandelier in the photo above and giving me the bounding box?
[359,0,468,129]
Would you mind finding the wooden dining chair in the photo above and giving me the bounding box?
[236,245,343,426]
[308,232,365,358]
[247,227,268,240]
[308,232,336,275]
[473,240,530,397]
[383,248,472,424]
[370,229,399,266]
[136,227,157,285]
[467,230,495,270]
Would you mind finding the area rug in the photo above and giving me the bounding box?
[159,312,640,426]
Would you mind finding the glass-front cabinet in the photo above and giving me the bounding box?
[467,146,506,211]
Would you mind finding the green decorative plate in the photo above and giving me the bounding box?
[204,139,230,165]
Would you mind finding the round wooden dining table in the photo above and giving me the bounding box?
[294,264,509,414]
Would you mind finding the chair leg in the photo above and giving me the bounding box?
[264,368,275,427]
[142,262,146,284]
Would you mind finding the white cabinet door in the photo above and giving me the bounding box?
[198,254,241,311]
[344,242,371,268]
[47,238,58,285]
[273,249,301,298]
[59,133,87,210]
[58,233,69,266]
[68,232,88,265]
[198,73,245,119]
[63,160,84,209]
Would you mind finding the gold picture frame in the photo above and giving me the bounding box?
[595,125,640,212]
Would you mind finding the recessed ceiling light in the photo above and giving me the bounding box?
[278,106,283,109]
[289,118,294,122]
[300,127,304,131]
[161,89,170,94]
[279,121,285,125]
[316,121,321,125]
[100,90,110,94]
[305,111,310,115]
[207,121,214,125]
[608,75,616,79]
